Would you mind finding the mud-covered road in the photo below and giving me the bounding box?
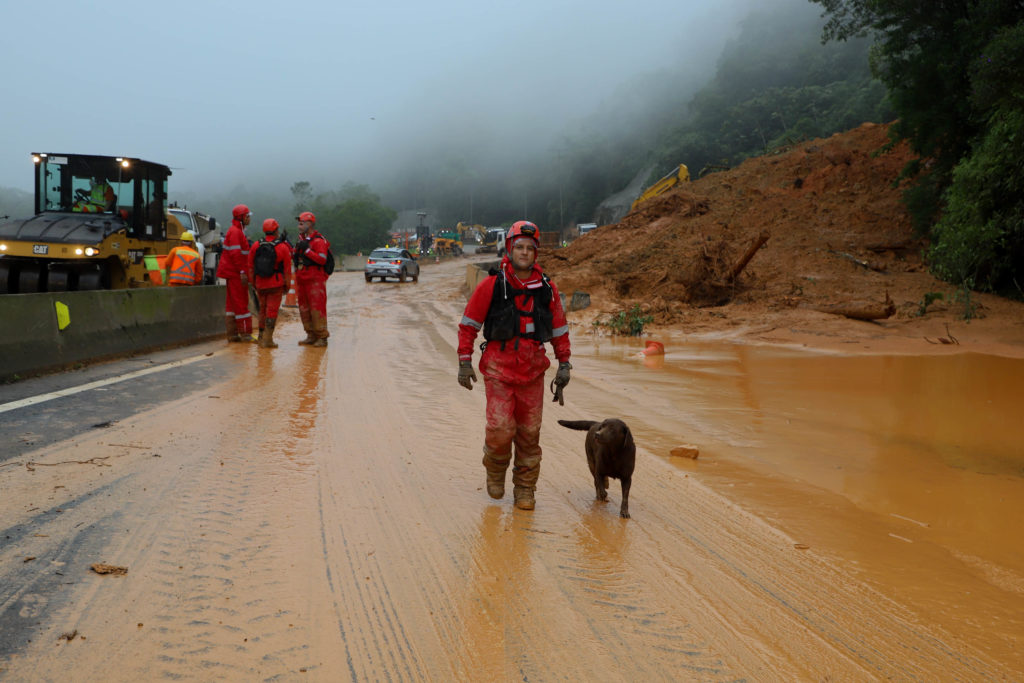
[1,257,1022,681]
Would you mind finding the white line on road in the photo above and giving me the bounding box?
[0,352,221,415]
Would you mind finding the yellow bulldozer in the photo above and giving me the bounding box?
[630,163,690,212]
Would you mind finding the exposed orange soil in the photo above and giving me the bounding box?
[543,122,1024,357]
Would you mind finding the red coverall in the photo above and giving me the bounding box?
[458,257,571,495]
[247,238,293,334]
[216,219,251,337]
[295,229,330,341]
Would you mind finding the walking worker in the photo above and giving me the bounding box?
[163,231,203,286]
[293,211,331,347]
[216,204,253,342]
[248,218,293,349]
[456,220,572,511]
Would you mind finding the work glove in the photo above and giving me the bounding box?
[550,362,572,405]
[458,360,477,390]
[240,272,249,287]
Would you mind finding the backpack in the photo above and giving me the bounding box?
[253,239,282,278]
[324,246,336,275]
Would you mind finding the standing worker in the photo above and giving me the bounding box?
[163,231,203,286]
[217,204,253,342]
[456,221,572,511]
[248,218,293,349]
[293,211,331,347]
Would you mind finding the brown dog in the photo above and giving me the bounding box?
[558,419,635,518]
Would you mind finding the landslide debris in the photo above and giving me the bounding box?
[542,122,925,325]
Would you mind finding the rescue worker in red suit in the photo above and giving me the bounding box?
[216,204,253,342]
[293,211,330,347]
[248,218,293,349]
[164,231,203,286]
[457,221,572,511]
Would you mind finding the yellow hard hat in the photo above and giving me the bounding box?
[180,231,195,242]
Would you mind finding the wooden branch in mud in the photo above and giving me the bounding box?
[814,292,896,321]
[727,230,770,282]
[825,244,887,273]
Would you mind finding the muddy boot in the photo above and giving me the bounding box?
[298,309,316,344]
[513,486,535,511]
[262,319,278,349]
[257,327,266,346]
[483,448,510,500]
[226,315,242,342]
[486,469,506,499]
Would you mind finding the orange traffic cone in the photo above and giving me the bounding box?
[284,273,298,308]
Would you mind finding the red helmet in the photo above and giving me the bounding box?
[296,211,316,224]
[232,204,251,220]
[507,220,540,250]
[262,218,279,233]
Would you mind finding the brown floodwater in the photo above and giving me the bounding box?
[580,335,1024,665]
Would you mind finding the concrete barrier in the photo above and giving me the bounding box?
[0,285,225,381]
[466,260,500,293]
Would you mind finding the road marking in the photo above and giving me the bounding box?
[0,353,220,415]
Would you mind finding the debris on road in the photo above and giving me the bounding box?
[90,563,128,576]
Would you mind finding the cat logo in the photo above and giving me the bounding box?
[33,244,49,255]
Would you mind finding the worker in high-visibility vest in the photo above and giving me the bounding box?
[72,177,115,213]
[164,232,204,286]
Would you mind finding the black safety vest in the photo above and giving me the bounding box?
[483,271,554,343]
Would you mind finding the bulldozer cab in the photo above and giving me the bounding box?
[33,153,171,240]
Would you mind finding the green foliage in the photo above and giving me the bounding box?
[312,182,396,254]
[917,291,944,316]
[813,0,1024,293]
[654,1,890,182]
[595,305,654,337]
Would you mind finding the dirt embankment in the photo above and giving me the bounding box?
[543,122,1024,357]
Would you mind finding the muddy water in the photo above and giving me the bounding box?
[581,336,1024,665]
[2,260,1022,680]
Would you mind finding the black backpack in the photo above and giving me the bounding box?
[253,239,282,278]
[324,246,336,275]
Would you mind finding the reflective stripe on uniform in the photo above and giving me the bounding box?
[461,315,482,329]
[552,325,568,337]
[236,312,252,320]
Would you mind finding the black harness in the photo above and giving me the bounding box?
[482,270,554,348]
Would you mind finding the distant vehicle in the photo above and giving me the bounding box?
[631,163,690,211]
[476,227,506,256]
[364,247,420,283]
[577,223,598,236]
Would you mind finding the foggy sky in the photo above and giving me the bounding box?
[1,0,762,198]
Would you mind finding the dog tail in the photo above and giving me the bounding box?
[557,419,598,431]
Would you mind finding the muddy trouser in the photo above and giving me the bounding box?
[482,373,545,490]
[256,286,284,330]
[225,276,252,335]
[297,276,329,339]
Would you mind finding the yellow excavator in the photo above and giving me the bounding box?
[630,164,690,211]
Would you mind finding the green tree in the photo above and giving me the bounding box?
[814,0,1024,294]
[312,183,396,254]
[290,181,313,216]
